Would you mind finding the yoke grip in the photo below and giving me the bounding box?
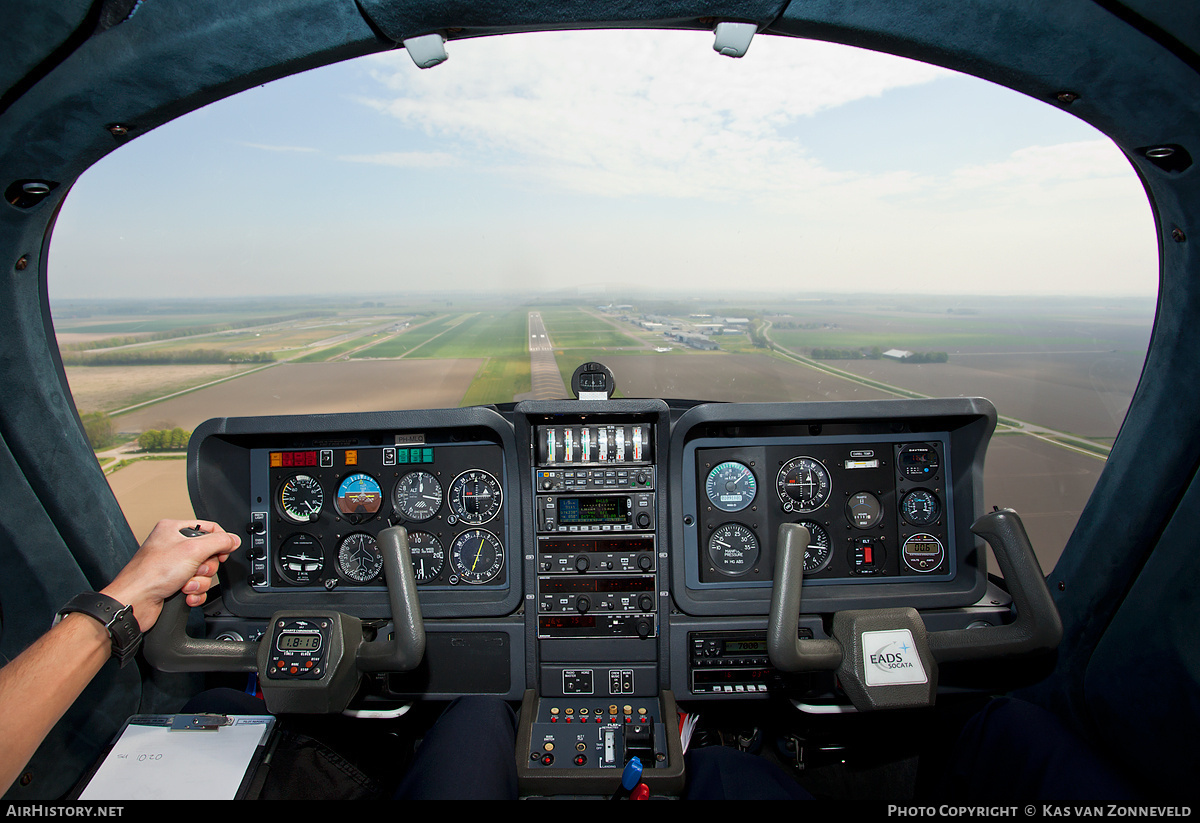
[143,594,258,673]
[357,526,425,672]
[927,508,1062,662]
[767,522,843,672]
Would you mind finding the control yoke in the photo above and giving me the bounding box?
[767,509,1062,711]
[144,526,425,713]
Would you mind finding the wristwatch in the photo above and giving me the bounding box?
[54,592,143,667]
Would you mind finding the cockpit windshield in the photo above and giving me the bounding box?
[47,29,1157,574]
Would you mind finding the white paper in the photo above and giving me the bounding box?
[80,716,273,800]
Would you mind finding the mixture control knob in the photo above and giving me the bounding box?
[575,555,590,572]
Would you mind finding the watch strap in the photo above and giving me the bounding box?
[55,592,143,667]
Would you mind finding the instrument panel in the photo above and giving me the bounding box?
[252,440,509,591]
[188,396,999,702]
[682,434,955,590]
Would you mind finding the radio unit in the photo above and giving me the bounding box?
[537,493,655,534]
[688,631,812,695]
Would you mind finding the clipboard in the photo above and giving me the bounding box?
[73,714,277,800]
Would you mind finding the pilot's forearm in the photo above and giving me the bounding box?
[0,614,111,793]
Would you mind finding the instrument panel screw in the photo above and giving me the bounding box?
[15,256,28,271]
[1171,227,1186,243]
[19,772,32,786]
[107,124,129,136]
[1058,581,1066,591]
[1056,92,1079,104]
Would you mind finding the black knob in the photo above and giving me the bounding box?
[636,512,651,528]
[249,573,266,586]
[576,596,591,614]
[575,555,590,572]
[637,554,653,571]
[639,595,654,612]
[246,521,265,535]
[635,619,652,638]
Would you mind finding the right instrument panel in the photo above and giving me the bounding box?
[670,399,997,617]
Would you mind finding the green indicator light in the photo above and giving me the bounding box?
[397,448,409,463]
[422,448,434,463]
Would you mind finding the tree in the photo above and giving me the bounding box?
[80,412,114,450]
[138,430,164,451]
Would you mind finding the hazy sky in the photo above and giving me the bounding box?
[49,29,1159,301]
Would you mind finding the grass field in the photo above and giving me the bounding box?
[351,314,456,359]
[413,309,529,359]
[460,355,532,406]
[540,308,643,349]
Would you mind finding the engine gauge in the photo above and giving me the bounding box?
[776,457,832,513]
[900,489,941,526]
[450,529,504,584]
[447,470,503,525]
[795,520,833,574]
[336,473,383,519]
[705,461,757,512]
[847,491,884,529]
[337,532,382,583]
[393,471,443,522]
[407,531,445,583]
[277,533,324,585]
[902,533,945,573]
[278,474,323,523]
[706,522,759,576]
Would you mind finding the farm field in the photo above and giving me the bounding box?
[113,358,482,431]
[598,352,896,403]
[833,351,1144,440]
[106,458,193,543]
[66,363,261,414]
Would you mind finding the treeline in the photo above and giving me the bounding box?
[62,349,276,366]
[811,347,882,360]
[60,311,335,352]
[904,351,950,363]
[748,319,773,350]
[810,347,949,363]
[139,427,191,451]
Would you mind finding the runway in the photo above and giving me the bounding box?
[528,312,568,400]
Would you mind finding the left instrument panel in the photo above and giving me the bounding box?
[255,441,507,591]
[188,407,522,619]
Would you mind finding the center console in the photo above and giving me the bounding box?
[514,399,685,794]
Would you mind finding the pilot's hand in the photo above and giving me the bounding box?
[100,519,241,632]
